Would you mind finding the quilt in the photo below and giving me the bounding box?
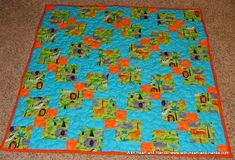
[0,4,232,157]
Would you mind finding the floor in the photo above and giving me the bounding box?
[0,0,234,159]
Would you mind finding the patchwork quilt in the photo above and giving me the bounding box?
[0,4,232,157]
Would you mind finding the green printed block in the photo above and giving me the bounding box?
[159,52,181,67]
[68,42,90,58]
[118,66,141,84]
[4,126,32,149]
[189,46,209,61]
[182,67,205,85]
[23,71,45,89]
[77,128,103,151]
[93,28,113,44]
[150,31,170,44]
[104,10,123,23]
[43,117,70,139]
[115,120,141,141]
[38,28,56,43]
[131,8,150,19]
[152,130,179,152]
[129,43,150,60]
[161,100,186,122]
[85,73,109,91]
[97,50,120,66]
[65,23,86,36]
[127,92,151,111]
[50,10,69,23]
[189,122,215,144]
[157,13,176,25]
[151,74,174,92]
[55,64,78,82]
[196,92,219,113]
[178,26,198,40]
[122,24,141,38]
[38,48,60,64]
[24,97,50,117]
[78,7,97,18]
[92,99,116,119]
[184,10,201,22]
[59,90,83,109]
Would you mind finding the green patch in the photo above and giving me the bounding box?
[127,92,151,111]
[152,130,179,152]
[38,48,60,64]
[150,31,170,44]
[178,26,198,40]
[115,120,141,141]
[68,42,90,58]
[77,128,103,151]
[93,28,113,44]
[38,28,56,43]
[97,50,120,66]
[4,126,32,149]
[85,73,109,91]
[43,117,69,139]
[59,90,83,109]
[92,99,116,119]
[189,46,209,61]
[129,43,150,60]
[189,122,215,144]
[131,8,150,19]
[157,13,176,25]
[23,71,45,89]
[184,10,201,22]
[65,23,86,36]
[151,74,174,92]
[118,66,141,84]
[182,68,205,85]
[122,24,141,38]
[159,52,181,67]
[55,64,78,82]
[104,10,123,24]
[161,100,186,122]
[23,97,50,117]
[50,10,69,23]
[78,7,97,18]
[196,93,219,113]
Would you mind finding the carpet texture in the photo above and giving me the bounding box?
[0,0,234,160]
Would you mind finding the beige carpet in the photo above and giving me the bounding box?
[0,0,234,159]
